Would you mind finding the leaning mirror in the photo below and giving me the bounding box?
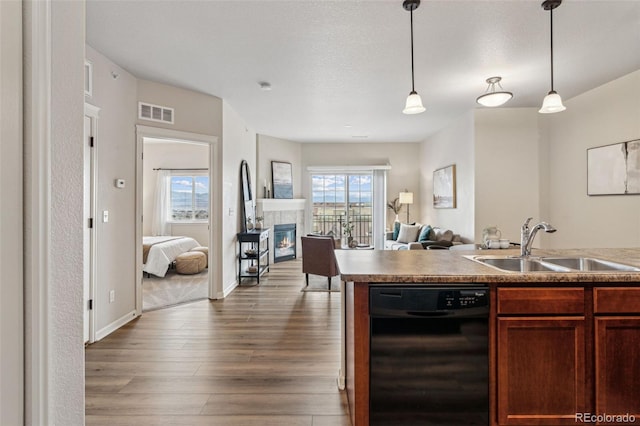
[240,160,254,232]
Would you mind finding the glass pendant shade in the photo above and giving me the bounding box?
[539,0,566,114]
[402,0,425,115]
[476,76,513,107]
[539,90,566,113]
[476,91,513,107]
[403,91,426,115]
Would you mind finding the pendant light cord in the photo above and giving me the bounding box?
[409,8,416,93]
[549,7,554,92]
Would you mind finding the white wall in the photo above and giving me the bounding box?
[137,79,223,136]
[300,142,421,228]
[85,45,138,334]
[143,141,210,245]
[257,134,302,199]
[546,70,640,248]
[49,2,85,421]
[474,108,540,244]
[222,102,257,295]
[24,0,85,423]
[0,1,23,423]
[419,111,475,242]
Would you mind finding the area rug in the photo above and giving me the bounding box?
[301,275,341,292]
[142,269,208,311]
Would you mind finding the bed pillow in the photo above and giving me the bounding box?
[418,225,432,242]
[396,224,421,244]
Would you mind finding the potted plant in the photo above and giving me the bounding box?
[387,197,402,222]
[343,221,355,246]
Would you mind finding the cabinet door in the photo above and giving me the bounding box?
[497,317,586,425]
[595,317,640,420]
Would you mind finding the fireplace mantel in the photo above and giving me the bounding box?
[256,198,306,212]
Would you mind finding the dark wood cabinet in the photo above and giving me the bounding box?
[593,288,640,421]
[594,317,640,420]
[495,286,640,426]
[497,317,586,425]
[496,287,587,425]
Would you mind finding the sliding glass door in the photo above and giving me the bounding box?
[311,173,373,245]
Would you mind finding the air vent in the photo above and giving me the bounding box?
[138,102,175,124]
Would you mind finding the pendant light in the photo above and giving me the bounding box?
[539,0,566,114]
[476,76,513,107]
[402,0,425,115]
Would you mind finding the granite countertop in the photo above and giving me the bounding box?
[334,248,640,284]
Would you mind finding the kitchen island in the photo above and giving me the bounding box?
[335,248,640,426]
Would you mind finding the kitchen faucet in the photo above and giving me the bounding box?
[520,217,556,257]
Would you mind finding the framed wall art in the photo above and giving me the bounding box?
[587,139,640,195]
[271,161,293,199]
[433,164,457,208]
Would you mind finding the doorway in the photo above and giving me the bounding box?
[141,138,210,311]
[135,125,220,314]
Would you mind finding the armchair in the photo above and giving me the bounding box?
[301,235,339,290]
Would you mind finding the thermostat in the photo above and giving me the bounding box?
[115,179,125,188]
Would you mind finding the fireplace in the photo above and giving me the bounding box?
[274,223,297,263]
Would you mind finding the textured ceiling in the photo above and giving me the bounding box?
[86,0,640,143]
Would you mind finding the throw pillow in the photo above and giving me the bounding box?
[392,221,401,240]
[418,225,432,242]
[439,229,454,242]
[396,224,421,243]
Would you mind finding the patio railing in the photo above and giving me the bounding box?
[311,213,372,245]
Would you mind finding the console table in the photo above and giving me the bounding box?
[237,228,270,284]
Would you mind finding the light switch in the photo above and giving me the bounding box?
[103,210,109,223]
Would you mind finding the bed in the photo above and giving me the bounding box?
[143,236,200,277]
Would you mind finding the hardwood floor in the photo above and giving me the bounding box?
[85,260,351,425]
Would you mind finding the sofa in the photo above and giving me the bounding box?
[384,222,464,250]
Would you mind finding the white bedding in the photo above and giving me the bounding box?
[143,236,200,277]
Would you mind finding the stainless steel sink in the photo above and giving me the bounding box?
[466,255,573,273]
[540,257,640,272]
[465,255,640,273]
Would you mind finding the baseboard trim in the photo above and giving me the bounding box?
[219,280,238,299]
[95,310,137,341]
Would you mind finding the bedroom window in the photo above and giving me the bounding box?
[170,175,209,221]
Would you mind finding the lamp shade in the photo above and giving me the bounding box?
[403,92,426,115]
[399,191,414,204]
[539,90,566,113]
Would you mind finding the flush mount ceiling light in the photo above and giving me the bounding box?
[539,0,566,114]
[476,76,513,107]
[402,0,425,115]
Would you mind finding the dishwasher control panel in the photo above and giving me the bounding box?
[438,289,489,310]
[370,286,489,318]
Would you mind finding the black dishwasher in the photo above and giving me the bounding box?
[369,286,489,426]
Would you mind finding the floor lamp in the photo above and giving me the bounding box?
[399,190,413,223]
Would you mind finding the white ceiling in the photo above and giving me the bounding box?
[86,0,640,143]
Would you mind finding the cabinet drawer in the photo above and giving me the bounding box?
[594,287,640,314]
[497,287,584,315]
